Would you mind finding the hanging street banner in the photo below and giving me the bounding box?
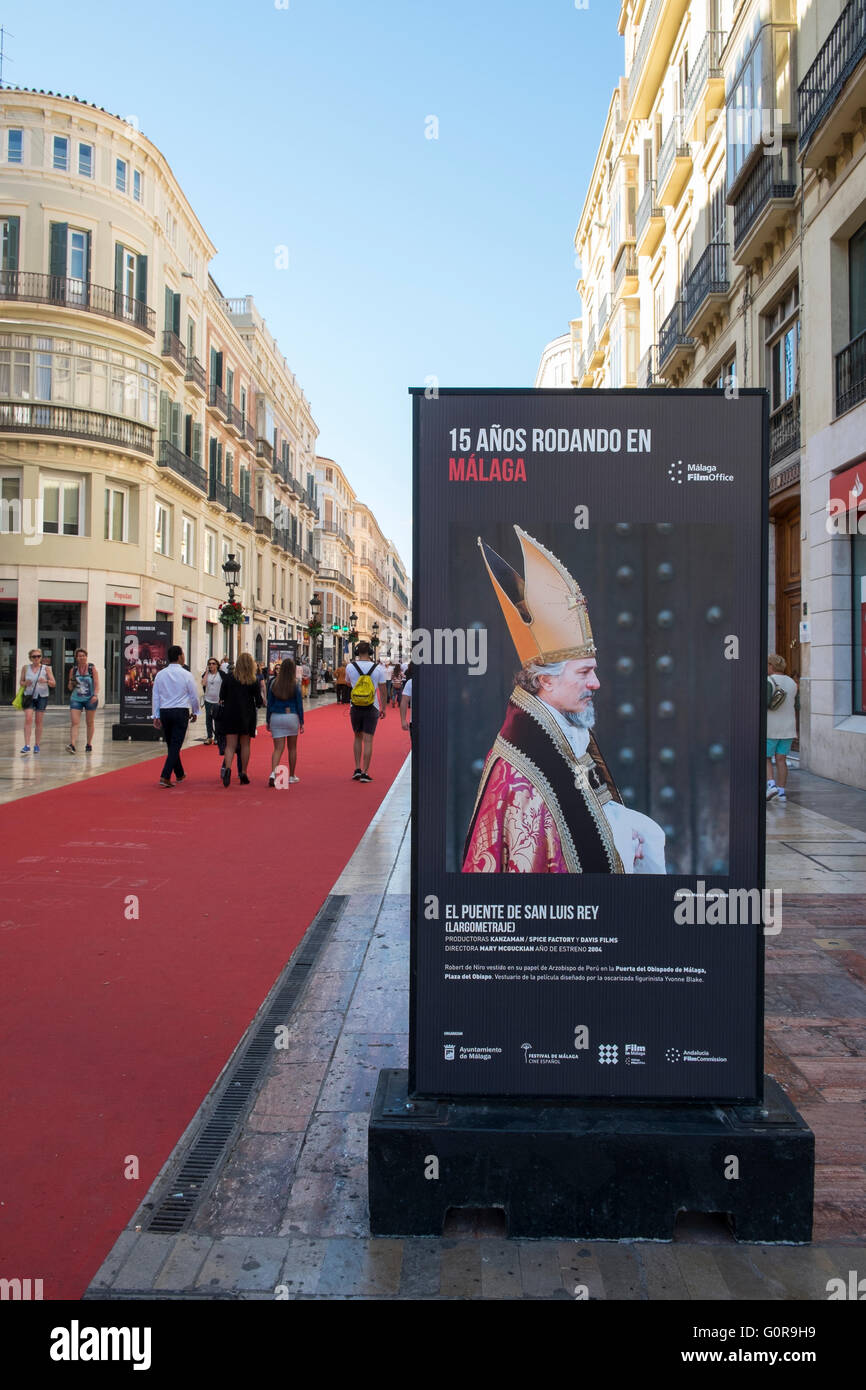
[120,621,172,724]
[410,388,768,1101]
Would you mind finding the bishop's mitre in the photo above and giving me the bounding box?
[478,525,596,665]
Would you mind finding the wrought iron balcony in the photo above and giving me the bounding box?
[273,526,290,553]
[732,150,797,258]
[769,394,800,463]
[245,419,256,446]
[598,293,611,337]
[232,496,254,528]
[208,383,228,419]
[628,0,664,110]
[658,300,695,371]
[158,438,206,491]
[636,179,664,255]
[185,355,206,395]
[658,114,691,205]
[799,0,866,155]
[256,436,274,465]
[836,328,866,415]
[161,331,187,371]
[0,270,156,334]
[318,566,354,591]
[0,400,153,453]
[255,514,273,540]
[301,549,319,572]
[683,29,726,137]
[224,400,242,437]
[637,344,660,389]
[683,240,728,330]
[273,456,289,483]
[207,477,230,509]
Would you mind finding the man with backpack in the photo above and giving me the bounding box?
[346,641,387,782]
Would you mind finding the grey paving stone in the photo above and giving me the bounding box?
[315,1236,403,1298]
[712,1248,783,1301]
[593,1244,646,1300]
[195,1132,304,1236]
[248,1062,328,1131]
[271,1009,344,1065]
[153,1235,214,1292]
[480,1238,524,1299]
[112,1233,172,1290]
[292,1110,368,1175]
[637,1245,692,1300]
[399,1239,441,1298]
[440,1240,483,1299]
[87,1230,140,1291]
[296,970,359,1014]
[344,987,409,1033]
[194,1240,249,1291]
[557,1243,609,1301]
[317,939,370,973]
[748,1245,840,1300]
[517,1241,568,1299]
[277,1237,329,1297]
[278,1167,369,1238]
[219,1236,293,1291]
[316,1032,408,1111]
[673,1246,734,1300]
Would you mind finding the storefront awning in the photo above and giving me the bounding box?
[830,460,866,513]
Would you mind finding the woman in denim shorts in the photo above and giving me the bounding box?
[67,648,100,753]
[19,648,55,753]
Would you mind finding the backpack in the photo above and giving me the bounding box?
[767,676,786,711]
[350,661,377,707]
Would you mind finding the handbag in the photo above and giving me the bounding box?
[12,685,24,710]
[22,664,44,709]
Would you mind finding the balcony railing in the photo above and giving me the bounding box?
[637,344,659,388]
[576,351,587,382]
[683,29,725,131]
[158,438,206,491]
[245,419,256,445]
[0,401,153,453]
[836,328,866,415]
[0,270,156,334]
[161,331,187,370]
[255,514,273,540]
[658,114,690,194]
[318,566,354,591]
[799,0,866,152]
[208,383,228,417]
[185,355,206,393]
[614,248,638,296]
[628,0,664,101]
[683,240,728,327]
[256,436,274,465]
[301,549,319,571]
[769,394,800,463]
[230,495,254,528]
[208,477,230,509]
[733,151,797,249]
[321,520,355,552]
[658,300,694,368]
[598,293,611,334]
[585,325,597,360]
[273,526,290,553]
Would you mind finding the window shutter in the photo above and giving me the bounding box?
[208,435,217,481]
[226,450,234,492]
[114,243,124,296]
[170,402,182,450]
[215,350,223,387]
[84,230,91,288]
[50,222,68,279]
[159,390,170,442]
[165,286,174,332]
[217,440,223,482]
[4,215,20,271]
[172,292,181,336]
[193,422,202,465]
[135,254,148,305]
[184,413,192,456]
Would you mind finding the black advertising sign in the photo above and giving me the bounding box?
[410,388,768,1101]
[120,621,172,724]
[267,639,297,672]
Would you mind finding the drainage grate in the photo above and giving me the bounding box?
[144,894,347,1234]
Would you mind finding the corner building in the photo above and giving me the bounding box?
[0,89,319,702]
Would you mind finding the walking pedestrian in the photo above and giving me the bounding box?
[218,650,263,787]
[400,661,413,746]
[202,658,222,744]
[766,653,798,803]
[334,662,349,704]
[266,658,305,787]
[390,662,404,708]
[67,648,99,753]
[300,658,311,699]
[18,647,55,753]
[152,645,200,787]
[346,641,387,782]
[384,659,394,707]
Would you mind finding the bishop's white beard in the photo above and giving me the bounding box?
[562,701,595,730]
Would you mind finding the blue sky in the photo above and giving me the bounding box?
[5,0,624,566]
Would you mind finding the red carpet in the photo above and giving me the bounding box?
[0,703,408,1299]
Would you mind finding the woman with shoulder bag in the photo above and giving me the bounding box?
[18,647,55,754]
[218,651,263,787]
[67,648,99,753]
[267,658,305,787]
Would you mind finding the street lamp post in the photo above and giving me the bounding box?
[221,552,242,668]
[349,610,358,658]
[371,620,379,660]
[309,593,321,699]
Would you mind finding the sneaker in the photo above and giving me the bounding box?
[766,785,779,800]
[352,767,363,780]
[289,775,300,783]
[358,771,372,783]
[175,774,186,783]
[33,744,39,754]
[268,774,276,788]
[221,765,231,787]
[85,743,92,752]
[159,778,173,788]
[20,745,30,754]
[66,743,76,753]
[777,790,786,802]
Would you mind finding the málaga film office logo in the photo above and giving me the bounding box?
[668,459,734,486]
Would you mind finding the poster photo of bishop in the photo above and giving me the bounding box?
[449,522,734,878]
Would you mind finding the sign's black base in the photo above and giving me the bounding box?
[111,723,162,741]
[368,1070,814,1242]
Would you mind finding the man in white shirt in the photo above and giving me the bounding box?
[346,641,387,783]
[766,653,798,803]
[152,644,200,787]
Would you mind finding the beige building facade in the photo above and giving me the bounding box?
[315,456,356,668]
[0,88,319,702]
[573,0,866,787]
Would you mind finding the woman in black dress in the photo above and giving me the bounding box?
[218,651,263,786]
